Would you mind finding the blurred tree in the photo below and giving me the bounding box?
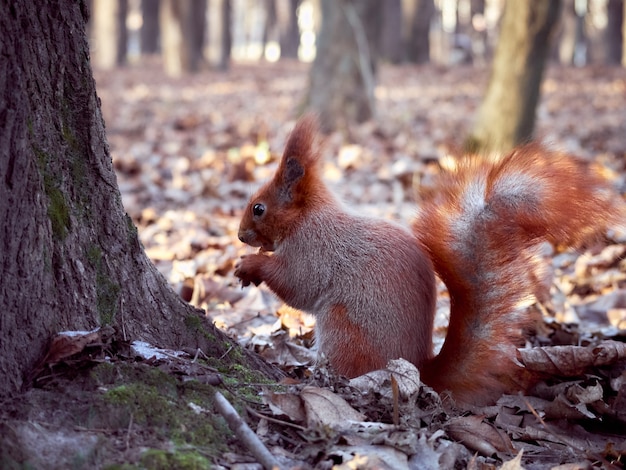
[141,0,161,54]
[91,0,128,68]
[606,0,623,65]
[279,0,301,59]
[307,0,383,132]
[622,2,626,67]
[262,0,277,57]
[380,0,403,64]
[467,1,561,154]
[160,0,207,76]
[468,0,489,64]
[205,0,232,70]
[220,0,232,70]
[557,0,586,65]
[405,0,435,64]
[0,0,278,398]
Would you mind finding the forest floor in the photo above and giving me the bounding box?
[5,60,626,469]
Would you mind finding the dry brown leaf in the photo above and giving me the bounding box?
[446,415,515,456]
[499,450,524,470]
[43,329,102,365]
[260,338,315,368]
[519,340,626,376]
[574,290,626,327]
[349,358,421,400]
[265,391,306,423]
[300,386,366,430]
[330,446,409,470]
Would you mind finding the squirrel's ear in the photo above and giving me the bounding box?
[275,113,320,202]
[282,114,319,168]
[277,157,305,202]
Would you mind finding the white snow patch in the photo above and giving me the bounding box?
[131,340,186,360]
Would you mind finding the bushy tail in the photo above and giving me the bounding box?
[415,144,624,405]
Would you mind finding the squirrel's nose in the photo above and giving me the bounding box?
[238,234,245,243]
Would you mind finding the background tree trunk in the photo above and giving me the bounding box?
[467,0,561,154]
[406,0,435,64]
[279,0,301,59]
[117,0,128,65]
[557,0,586,65]
[380,0,404,64]
[606,0,624,65]
[159,0,207,76]
[623,0,626,66]
[262,0,278,57]
[91,0,128,68]
[307,0,383,132]
[141,0,161,54]
[220,0,233,70]
[0,0,276,399]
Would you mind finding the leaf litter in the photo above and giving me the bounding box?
[14,61,626,469]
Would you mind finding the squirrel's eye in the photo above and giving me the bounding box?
[252,203,265,217]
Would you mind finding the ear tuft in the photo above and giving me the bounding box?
[282,113,320,169]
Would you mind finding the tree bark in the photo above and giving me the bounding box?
[279,0,301,59]
[140,0,161,54]
[467,0,561,154]
[220,0,232,71]
[380,0,404,64]
[557,0,586,65]
[307,0,383,132]
[623,0,626,66]
[159,0,207,76]
[117,0,129,65]
[406,0,435,64]
[606,0,624,65]
[91,0,128,68]
[0,0,278,398]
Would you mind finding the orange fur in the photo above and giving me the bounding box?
[236,115,624,406]
[416,146,624,404]
[236,115,436,378]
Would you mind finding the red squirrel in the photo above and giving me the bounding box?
[235,115,624,405]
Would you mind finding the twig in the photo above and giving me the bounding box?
[120,296,127,342]
[245,405,307,432]
[219,345,234,360]
[125,412,134,451]
[214,391,281,470]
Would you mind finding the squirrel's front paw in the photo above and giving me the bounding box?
[234,255,263,287]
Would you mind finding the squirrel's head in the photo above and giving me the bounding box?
[238,114,325,252]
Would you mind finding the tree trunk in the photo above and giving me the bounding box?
[140,0,161,54]
[0,0,277,399]
[406,0,435,64]
[205,0,232,70]
[606,0,624,65]
[117,0,129,65]
[467,0,561,154]
[220,0,232,71]
[622,2,626,67]
[380,0,404,64]
[159,0,207,76]
[307,0,383,132]
[557,0,586,65]
[91,0,128,68]
[279,0,301,59]
[263,0,277,57]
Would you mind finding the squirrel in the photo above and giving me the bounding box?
[235,114,624,405]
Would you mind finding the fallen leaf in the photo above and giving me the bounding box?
[446,415,515,456]
[349,358,421,400]
[300,386,366,430]
[519,340,626,376]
